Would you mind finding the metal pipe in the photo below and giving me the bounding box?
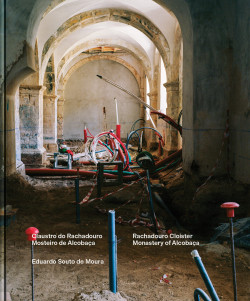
[114,98,119,125]
[108,210,117,293]
[25,227,39,301]
[220,202,239,301]
[97,75,157,112]
[191,250,220,301]
[97,75,157,129]
[31,242,34,301]
[229,217,237,301]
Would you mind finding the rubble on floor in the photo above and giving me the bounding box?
[73,290,135,301]
[211,218,250,249]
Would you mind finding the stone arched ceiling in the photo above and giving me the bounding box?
[54,23,153,73]
[39,25,154,84]
[56,40,152,88]
[6,0,192,94]
[35,0,177,54]
[38,9,172,85]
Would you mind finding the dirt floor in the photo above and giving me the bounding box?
[4,171,250,301]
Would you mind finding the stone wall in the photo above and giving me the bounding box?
[230,0,250,182]
[63,59,141,140]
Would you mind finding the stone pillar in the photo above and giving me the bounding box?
[4,91,16,174]
[139,84,145,122]
[146,91,158,149]
[147,92,158,110]
[43,94,58,152]
[57,97,64,140]
[164,81,181,152]
[15,89,25,173]
[19,85,46,166]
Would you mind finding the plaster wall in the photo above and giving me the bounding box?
[5,0,35,74]
[63,59,141,139]
[230,0,250,182]
[181,0,234,176]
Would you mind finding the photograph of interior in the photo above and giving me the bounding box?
[0,0,249,300]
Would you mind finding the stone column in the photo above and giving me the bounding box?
[4,91,16,174]
[15,88,25,173]
[164,81,181,152]
[138,75,146,129]
[147,92,158,110]
[43,94,58,152]
[146,91,158,149]
[19,85,46,165]
[57,97,64,140]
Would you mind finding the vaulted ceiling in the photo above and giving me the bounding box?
[32,0,178,85]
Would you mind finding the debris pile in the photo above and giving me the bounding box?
[211,217,250,249]
[73,290,135,301]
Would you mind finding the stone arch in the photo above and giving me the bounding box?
[5,41,39,175]
[40,9,170,80]
[7,0,193,175]
[56,40,152,86]
[6,43,36,94]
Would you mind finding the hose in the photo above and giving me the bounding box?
[26,149,182,182]
[153,158,181,173]
[150,111,182,135]
[191,250,220,301]
[130,118,145,133]
[86,131,131,170]
[93,170,135,175]
[194,288,211,301]
[177,109,183,127]
[91,133,118,165]
[126,127,164,150]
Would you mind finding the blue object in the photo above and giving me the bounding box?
[194,288,211,301]
[126,126,163,152]
[108,210,117,293]
[191,250,220,301]
[75,178,80,224]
